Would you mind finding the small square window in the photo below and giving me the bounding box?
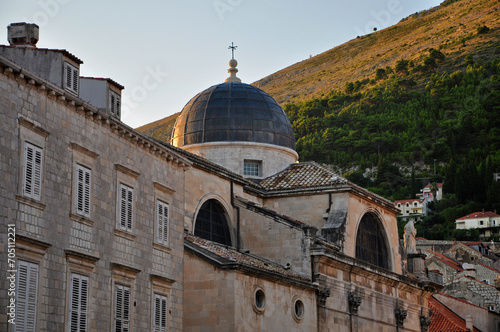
[244,161,261,177]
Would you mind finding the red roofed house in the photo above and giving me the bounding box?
[394,198,425,222]
[455,211,500,239]
[428,295,483,332]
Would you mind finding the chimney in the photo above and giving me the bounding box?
[7,23,39,48]
[466,315,473,331]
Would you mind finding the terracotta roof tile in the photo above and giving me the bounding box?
[259,161,347,191]
[425,249,463,271]
[184,233,311,282]
[428,296,480,332]
[456,211,500,220]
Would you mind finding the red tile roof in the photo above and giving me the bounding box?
[425,249,463,271]
[428,296,480,332]
[456,211,500,220]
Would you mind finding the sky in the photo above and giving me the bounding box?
[1,0,443,129]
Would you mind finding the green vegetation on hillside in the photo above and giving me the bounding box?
[284,53,500,240]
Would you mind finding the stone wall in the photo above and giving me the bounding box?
[183,251,317,332]
[0,61,186,331]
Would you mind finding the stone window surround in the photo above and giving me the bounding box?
[114,164,140,237]
[110,262,141,332]
[16,117,50,210]
[153,182,175,250]
[69,142,99,226]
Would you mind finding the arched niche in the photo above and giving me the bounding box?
[194,198,232,246]
[355,212,391,270]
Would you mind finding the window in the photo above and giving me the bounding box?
[68,273,89,332]
[64,62,79,94]
[194,199,231,246]
[480,220,484,226]
[118,184,134,232]
[243,161,260,177]
[252,288,266,314]
[156,200,169,245]
[355,213,390,270]
[75,165,91,218]
[114,285,130,332]
[292,297,305,322]
[15,260,39,332]
[22,142,43,200]
[109,90,121,118]
[153,294,168,332]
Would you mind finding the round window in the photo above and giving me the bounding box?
[253,288,266,314]
[293,297,305,321]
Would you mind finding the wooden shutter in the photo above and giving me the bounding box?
[15,260,38,332]
[75,165,91,217]
[153,294,167,332]
[114,285,130,332]
[69,273,89,332]
[119,184,133,232]
[156,201,169,245]
[23,143,43,200]
[64,63,79,93]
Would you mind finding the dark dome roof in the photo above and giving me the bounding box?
[171,82,296,150]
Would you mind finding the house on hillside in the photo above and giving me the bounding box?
[455,210,500,239]
[394,198,425,222]
[417,182,443,202]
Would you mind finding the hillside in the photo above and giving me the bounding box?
[253,0,500,104]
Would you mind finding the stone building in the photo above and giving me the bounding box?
[0,23,438,332]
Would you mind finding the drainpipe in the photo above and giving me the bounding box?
[230,181,240,251]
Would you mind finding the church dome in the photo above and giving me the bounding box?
[171,83,296,150]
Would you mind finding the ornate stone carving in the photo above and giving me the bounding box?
[316,286,330,307]
[420,307,432,332]
[395,306,408,328]
[348,292,362,315]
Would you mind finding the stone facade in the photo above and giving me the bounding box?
[442,275,500,312]
[0,54,188,331]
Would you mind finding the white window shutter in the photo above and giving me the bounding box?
[153,294,167,332]
[69,274,89,332]
[75,165,91,218]
[114,285,130,332]
[15,260,39,332]
[156,201,169,245]
[118,184,133,231]
[23,143,43,200]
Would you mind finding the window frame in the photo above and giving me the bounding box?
[22,142,44,201]
[156,200,170,246]
[64,62,79,94]
[74,164,92,218]
[109,89,121,119]
[114,284,131,332]
[68,273,89,332]
[243,160,261,177]
[15,260,39,332]
[152,293,168,332]
[117,183,134,232]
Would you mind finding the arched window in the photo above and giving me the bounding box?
[355,213,390,270]
[194,199,231,246]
